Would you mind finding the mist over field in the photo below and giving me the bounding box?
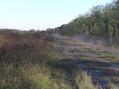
[0,0,119,89]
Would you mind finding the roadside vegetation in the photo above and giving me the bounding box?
[0,29,97,89]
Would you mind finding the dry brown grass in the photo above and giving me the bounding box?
[0,30,53,64]
[0,30,73,89]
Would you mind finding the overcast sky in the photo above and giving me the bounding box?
[0,0,113,30]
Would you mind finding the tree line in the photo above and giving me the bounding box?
[50,0,119,38]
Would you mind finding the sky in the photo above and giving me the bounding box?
[0,0,113,30]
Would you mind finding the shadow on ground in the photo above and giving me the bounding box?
[48,59,119,89]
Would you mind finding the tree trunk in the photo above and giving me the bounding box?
[112,24,116,38]
[105,21,109,36]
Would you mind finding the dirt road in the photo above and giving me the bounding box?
[53,34,119,89]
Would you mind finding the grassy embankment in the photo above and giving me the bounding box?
[0,30,96,89]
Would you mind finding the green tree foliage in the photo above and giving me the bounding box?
[54,0,119,37]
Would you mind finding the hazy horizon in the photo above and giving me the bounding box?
[0,0,113,30]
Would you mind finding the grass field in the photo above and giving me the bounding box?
[0,30,119,89]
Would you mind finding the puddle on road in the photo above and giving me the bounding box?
[76,60,119,89]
